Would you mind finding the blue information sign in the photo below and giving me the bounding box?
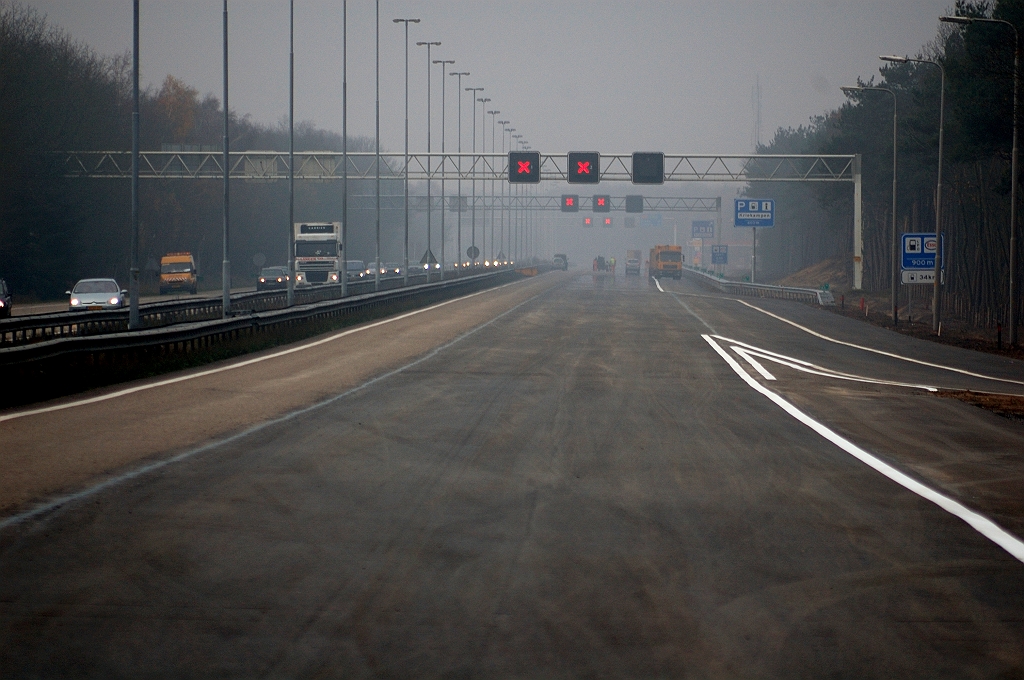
[901,233,943,270]
[711,244,728,265]
[734,199,775,228]
[692,220,715,238]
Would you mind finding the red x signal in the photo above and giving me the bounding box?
[597,197,605,206]
[577,161,591,175]
[517,161,531,174]
[565,196,574,206]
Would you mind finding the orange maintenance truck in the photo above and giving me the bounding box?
[648,245,683,280]
[159,252,198,294]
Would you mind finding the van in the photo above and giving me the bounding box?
[159,252,198,294]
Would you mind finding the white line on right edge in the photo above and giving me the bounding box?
[702,333,1024,564]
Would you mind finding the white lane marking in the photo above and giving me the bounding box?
[714,335,939,392]
[733,347,776,380]
[652,278,719,334]
[736,299,1024,387]
[0,288,546,532]
[702,334,1024,565]
[0,279,525,424]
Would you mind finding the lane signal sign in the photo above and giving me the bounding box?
[561,194,579,212]
[593,194,611,213]
[632,151,665,184]
[625,195,644,213]
[583,217,593,227]
[567,152,600,184]
[508,151,541,183]
[603,217,613,227]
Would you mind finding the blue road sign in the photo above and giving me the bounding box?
[734,199,775,228]
[641,213,663,228]
[692,220,715,238]
[901,233,943,270]
[711,244,728,264]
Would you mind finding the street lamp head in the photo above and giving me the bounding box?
[415,40,441,46]
[488,110,500,115]
[433,59,455,65]
[478,97,490,103]
[939,15,972,24]
[451,71,469,77]
[880,55,909,63]
[466,87,483,92]
[392,18,420,23]
[840,86,863,95]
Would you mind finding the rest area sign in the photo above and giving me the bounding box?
[901,233,943,270]
[734,199,775,228]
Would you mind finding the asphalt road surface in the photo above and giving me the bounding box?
[2,270,1023,678]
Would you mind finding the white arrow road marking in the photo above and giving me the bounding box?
[703,333,1024,565]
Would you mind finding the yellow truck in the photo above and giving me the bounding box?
[159,252,198,294]
[648,245,683,280]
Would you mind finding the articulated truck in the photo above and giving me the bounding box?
[649,245,683,279]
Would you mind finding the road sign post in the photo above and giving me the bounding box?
[901,233,943,285]
[711,244,728,265]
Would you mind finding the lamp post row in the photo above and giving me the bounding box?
[145,7,521,324]
[845,14,1018,345]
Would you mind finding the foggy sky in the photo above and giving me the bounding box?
[25,0,951,156]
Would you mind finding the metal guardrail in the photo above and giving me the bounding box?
[0,270,460,348]
[681,266,836,306]
[0,269,516,369]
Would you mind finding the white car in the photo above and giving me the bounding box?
[67,278,126,311]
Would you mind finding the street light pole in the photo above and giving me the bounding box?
[477,97,491,262]
[843,84,898,327]
[417,41,441,281]
[129,0,140,329]
[942,14,1019,345]
[499,121,511,260]
[433,58,455,279]
[882,54,946,333]
[287,0,295,307]
[513,133,522,262]
[393,19,420,287]
[451,72,469,273]
[487,109,500,261]
[466,87,483,266]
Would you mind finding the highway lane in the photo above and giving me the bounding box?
[1,271,1023,677]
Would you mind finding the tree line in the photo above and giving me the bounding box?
[751,0,1023,329]
[0,1,398,301]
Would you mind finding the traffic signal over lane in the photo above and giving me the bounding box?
[583,216,593,227]
[508,151,541,183]
[625,195,644,213]
[567,152,600,184]
[561,194,579,212]
[603,217,613,227]
[593,195,611,213]
[632,152,664,184]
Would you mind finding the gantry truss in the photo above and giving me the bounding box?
[60,150,863,290]
[60,152,856,183]
[394,195,720,213]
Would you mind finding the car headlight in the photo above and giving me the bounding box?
[70,298,80,306]
[331,273,339,281]
[109,297,120,305]
[259,277,266,283]
[0,300,5,308]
